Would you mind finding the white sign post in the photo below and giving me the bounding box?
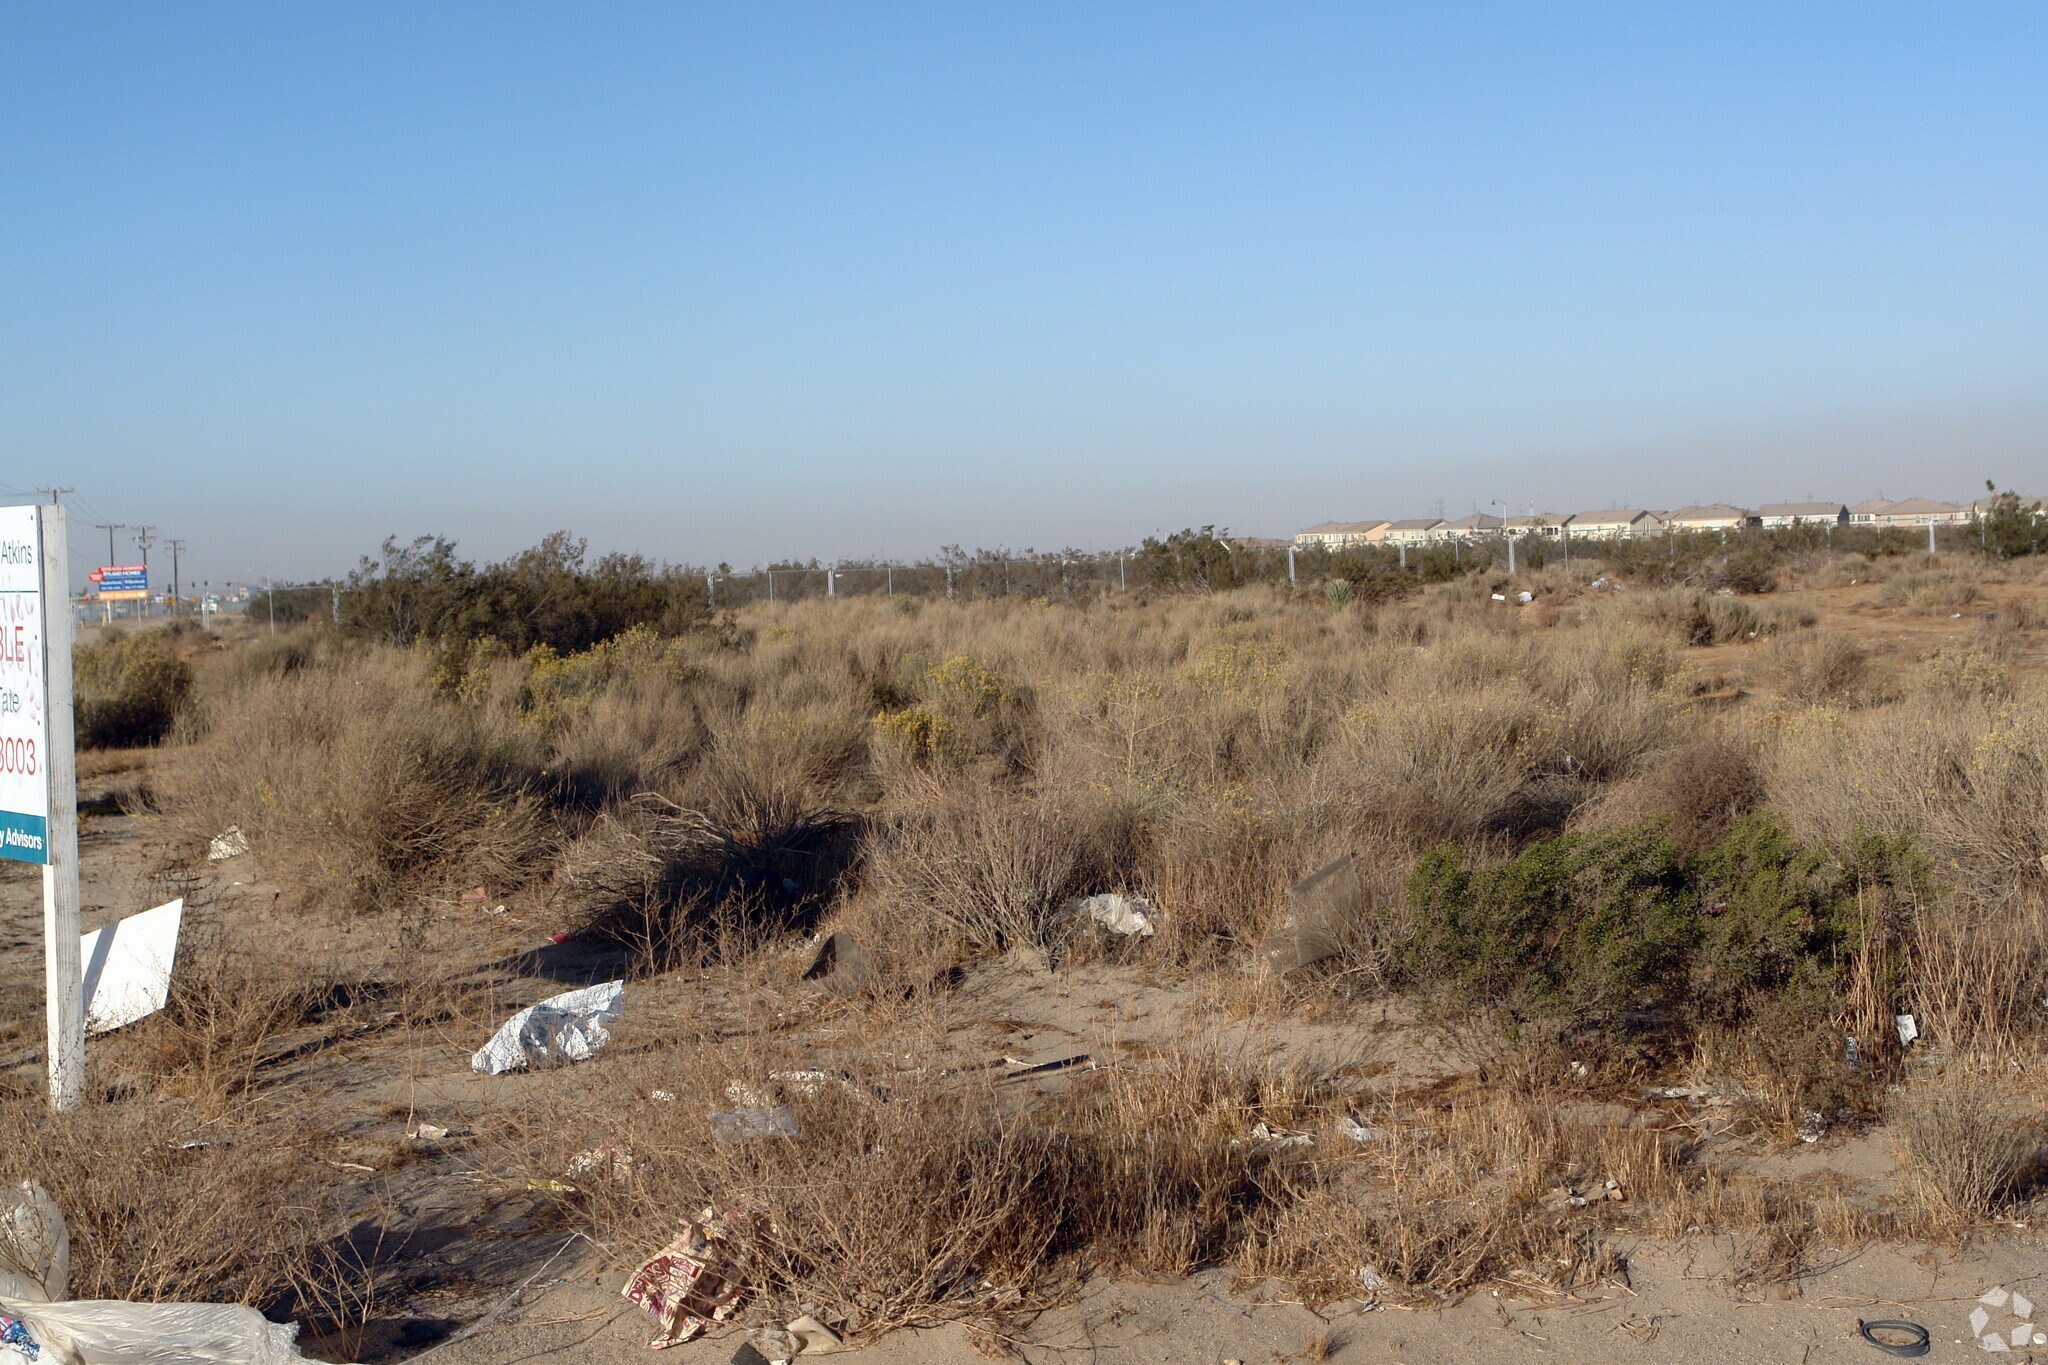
[0,504,82,1110]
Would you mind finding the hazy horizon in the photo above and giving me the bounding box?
[6,3,2043,586]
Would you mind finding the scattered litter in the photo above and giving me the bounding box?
[650,1090,676,1103]
[0,1179,334,1362]
[1603,1178,1626,1202]
[1247,1122,1312,1152]
[725,1081,772,1107]
[1260,854,1363,975]
[1491,592,1507,602]
[459,885,489,903]
[1568,1059,1591,1081]
[622,1208,760,1348]
[1855,1317,1930,1356]
[169,1138,216,1151]
[471,979,624,1075]
[1517,591,1534,604]
[565,1145,634,1183]
[710,1107,801,1143]
[1338,1117,1389,1143]
[1846,1035,1860,1072]
[487,904,508,915]
[1798,1110,1828,1143]
[406,1123,448,1142]
[1069,892,1156,938]
[527,1178,578,1193]
[206,826,248,861]
[1895,1014,1918,1046]
[745,1327,800,1363]
[1357,1265,1384,1311]
[999,1054,1092,1081]
[80,898,183,1035]
[771,1069,827,1097]
[800,932,878,997]
[1591,576,1609,589]
[547,930,574,945]
[786,1313,843,1353]
[1542,1184,1588,1211]
[327,1161,376,1174]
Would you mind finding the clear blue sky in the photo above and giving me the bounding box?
[5,2,2044,584]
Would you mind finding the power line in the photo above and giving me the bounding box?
[34,487,73,504]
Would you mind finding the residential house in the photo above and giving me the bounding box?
[1665,504,1756,533]
[1382,518,1444,547]
[1756,502,1848,529]
[1292,519,1389,549]
[1873,497,1969,526]
[1503,513,1568,539]
[1847,498,1895,525]
[1428,512,1503,541]
[1971,492,2045,516]
[1564,509,1662,539]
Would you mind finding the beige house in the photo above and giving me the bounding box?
[1873,497,1969,526]
[1429,512,1503,541]
[1564,508,1662,539]
[1665,503,1755,533]
[1292,519,1390,549]
[1847,497,1894,524]
[1756,502,1847,528]
[1382,517,1443,547]
[1503,513,1568,539]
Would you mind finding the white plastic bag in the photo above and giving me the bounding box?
[471,979,625,1074]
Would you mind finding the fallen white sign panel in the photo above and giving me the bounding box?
[80,898,183,1035]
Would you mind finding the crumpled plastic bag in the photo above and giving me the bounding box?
[471,979,625,1075]
[0,1180,343,1364]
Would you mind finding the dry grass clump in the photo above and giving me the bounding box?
[164,649,549,910]
[1762,629,1873,705]
[1893,1064,2043,1223]
[1575,730,1763,853]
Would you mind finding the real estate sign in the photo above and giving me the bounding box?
[0,505,51,864]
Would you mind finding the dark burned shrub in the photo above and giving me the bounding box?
[74,633,193,747]
[1399,814,1922,1031]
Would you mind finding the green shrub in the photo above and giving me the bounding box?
[1399,814,1920,1029]
[74,634,193,748]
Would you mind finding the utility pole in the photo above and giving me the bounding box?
[34,488,72,505]
[93,524,123,565]
[826,565,836,598]
[706,570,716,610]
[886,564,894,598]
[166,539,185,615]
[1118,553,1126,592]
[1287,545,1296,586]
[132,527,156,619]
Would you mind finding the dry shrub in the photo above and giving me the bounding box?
[1894,1064,2042,1223]
[504,1026,1312,1336]
[1763,630,1871,705]
[864,786,1139,955]
[1765,692,2048,908]
[558,793,856,962]
[0,1095,336,1306]
[163,649,548,909]
[1579,731,1763,853]
[74,632,194,748]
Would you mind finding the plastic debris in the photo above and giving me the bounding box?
[405,1123,448,1142]
[1260,854,1363,975]
[206,826,248,861]
[800,932,878,997]
[1517,591,1534,604]
[1491,592,1507,601]
[1846,1035,1860,1072]
[1895,1014,1918,1046]
[1247,1122,1312,1152]
[565,1145,634,1183]
[80,898,183,1035]
[786,1314,843,1353]
[650,1090,677,1103]
[471,979,624,1075]
[527,1179,578,1193]
[1337,1117,1388,1142]
[747,1327,800,1363]
[1069,893,1156,938]
[0,1180,339,1363]
[622,1208,760,1348]
[710,1107,801,1142]
[1798,1110,1828,1143]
